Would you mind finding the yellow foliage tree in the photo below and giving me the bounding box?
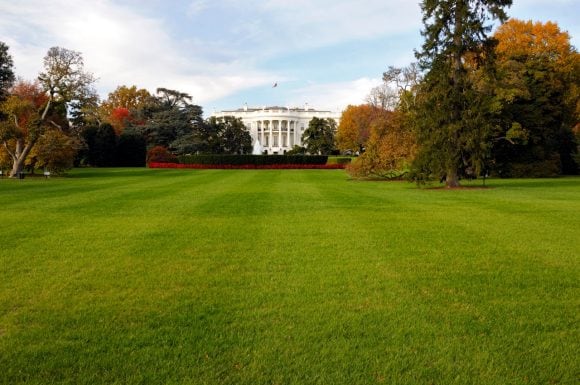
[347,110,417,179]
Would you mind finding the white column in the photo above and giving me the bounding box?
[268,121,272,150]
[260,121,265,147]
[295,120,299,146]
[284,120,288,147]
[280,120,284,148]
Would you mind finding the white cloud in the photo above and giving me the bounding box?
[0,0,276,105]
[0,0,414,110]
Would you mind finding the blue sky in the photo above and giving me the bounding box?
[0,0,578,116]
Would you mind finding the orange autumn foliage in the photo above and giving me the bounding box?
[495,19,575,70]
[109,107,131,134]
[100,85,152,133]
[1,80,47,137]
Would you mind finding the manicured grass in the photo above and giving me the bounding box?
[0,169,578,385]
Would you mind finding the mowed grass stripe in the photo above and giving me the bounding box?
[0,169,578,385]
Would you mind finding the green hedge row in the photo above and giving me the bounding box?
[178,154,328,165]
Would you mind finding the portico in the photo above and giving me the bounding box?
[211,105,341,154]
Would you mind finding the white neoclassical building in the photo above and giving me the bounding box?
[211,104,341,154]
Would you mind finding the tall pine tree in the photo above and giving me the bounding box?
[0,42,15,100]
[412,0,511,187]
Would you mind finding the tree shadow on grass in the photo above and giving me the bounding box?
[67,168,164,178]
[486,177,580,189]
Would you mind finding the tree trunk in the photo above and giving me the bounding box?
[9,157,25,177]
[446,167,460,188]
[8,139,34,178]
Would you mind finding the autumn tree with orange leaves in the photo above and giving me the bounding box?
[336,104,376,154]
[99,85,152,134]
[0,47,95,177]
[345,63,420,179]
[1,80,50,176]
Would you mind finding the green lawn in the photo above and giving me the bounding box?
[0,169,578,385]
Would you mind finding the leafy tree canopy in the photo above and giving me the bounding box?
[302,117,336,155]
[1,47,95,176]
[336,104,376,153]
[492,18,580,175]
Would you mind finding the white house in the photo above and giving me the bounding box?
[211,104,341,154]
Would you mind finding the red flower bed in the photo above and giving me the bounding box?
[148,162,345,170]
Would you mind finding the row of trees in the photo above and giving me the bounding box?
[0,37,339,177]
[337,12,579,185]
[76,87,254,167]
[2,3,577,182]
[0,45,258,176]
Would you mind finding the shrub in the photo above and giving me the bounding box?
[26,130,79,174]
[327,156,353,165]
[147,146,177,163]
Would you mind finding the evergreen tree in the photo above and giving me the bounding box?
[82,123,117,166]
[0,42,16,143]
[117,129,146,167]
[412,0,511,187]
[0,41,15,101]
[137,88,204,149]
